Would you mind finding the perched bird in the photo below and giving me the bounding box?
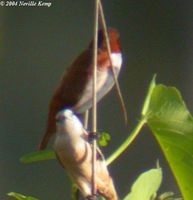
[53,109,118,200]
[39,28,122,150]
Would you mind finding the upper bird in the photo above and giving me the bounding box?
[54,109,118,200]
[38,28,122,150]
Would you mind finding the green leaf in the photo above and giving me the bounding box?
[158,191,182,200]
[98,132,111,147]
[144,84,193,200]
[20,149,55,164]
[7,192,39,200]
[142,74,156,116]
[123,168,162,200]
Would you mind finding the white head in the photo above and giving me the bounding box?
[56,109,83,137]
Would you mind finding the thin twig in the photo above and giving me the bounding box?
[98,0,128,125]
[83,110,89,129]
[91,0,99,197]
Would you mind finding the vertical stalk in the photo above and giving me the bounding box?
[98,1,128,125]
[91,0,99,197]
[83,110,89,129]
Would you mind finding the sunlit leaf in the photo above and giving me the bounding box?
[98,132,111,147]
[7,192,39,200]
[20,149,55,164]
[143,84,193,200]
[123,168,162,200]
[141,74,156,116]
[158,191,182,200]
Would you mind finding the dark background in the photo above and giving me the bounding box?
[0,0,193,199]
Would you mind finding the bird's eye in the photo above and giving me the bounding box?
[56,115,65,123]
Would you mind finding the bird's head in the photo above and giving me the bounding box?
[89,27,121,53]
[55,109,83,137]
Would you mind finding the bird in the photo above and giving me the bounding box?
[38,27,122,150]
[53,109,118,200]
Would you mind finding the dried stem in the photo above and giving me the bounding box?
[91,0,99,197]
[91,0,127,198]
[98,1,128,125]
[83,110,89,129]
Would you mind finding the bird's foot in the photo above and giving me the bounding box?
[86,194,99,200]
[88,132,98,143]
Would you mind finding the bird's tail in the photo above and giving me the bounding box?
[98,179,118,200]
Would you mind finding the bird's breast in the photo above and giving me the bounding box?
[54,133,88,163]
[73,52,122,113]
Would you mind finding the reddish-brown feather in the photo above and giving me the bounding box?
[39,50,92,149]
[38,28,120,150]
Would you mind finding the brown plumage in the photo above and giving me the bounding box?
[39,49,92,149]
[38,28,122,150]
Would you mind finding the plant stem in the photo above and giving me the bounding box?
[98,1,128,125]
[107,117,147,165]
[91,0,99,196]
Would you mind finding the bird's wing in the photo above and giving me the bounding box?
[38,49,92,150]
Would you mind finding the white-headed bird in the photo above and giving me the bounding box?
[53,109,118,200]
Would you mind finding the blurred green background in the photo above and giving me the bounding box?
[0,1,193,199]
